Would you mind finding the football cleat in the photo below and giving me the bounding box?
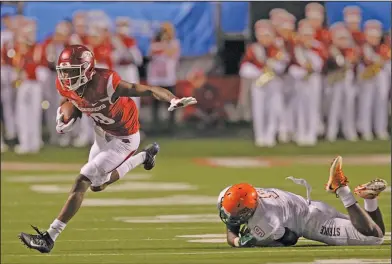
[325,156,348,193]
[18,226,54,253]
[143,142,160,170]
[354,179,388,199]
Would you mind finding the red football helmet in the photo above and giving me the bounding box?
[56,44,95,91]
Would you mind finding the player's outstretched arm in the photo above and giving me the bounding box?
[113,80,197,111]
[114,80,174,100]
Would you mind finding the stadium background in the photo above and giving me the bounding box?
[1,2,391,264]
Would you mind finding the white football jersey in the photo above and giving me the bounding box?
[218,186,310,245]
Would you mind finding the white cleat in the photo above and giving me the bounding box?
[354,179,387,199]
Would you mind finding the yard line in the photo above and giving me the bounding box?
[2,238,180,244]
[4,248,389,258]
[1,226,220,233]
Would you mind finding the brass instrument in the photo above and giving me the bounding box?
[326,45,349,86]
[360,63,383,80]
[12,51,23,89]
[255,66,276,86]
[360,44,384,80]
[255,50,285,87]
[294,45,313,81]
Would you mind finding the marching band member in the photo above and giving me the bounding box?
[273,11,297,143]
[343,6,365,122]
[69,11,88,45]
[357,20,390,141]
[12,19,43,154]
[305,2,330,136]
[1,14,17,147]
[289,19,327,146]
[325,22,359,142]
[113,17,143,110]
[38,21,71,146]
[245,20,288,147]
[305,2,331,47]
[237,18,278,123]
[343,6,365,46]
[147,22,180,130]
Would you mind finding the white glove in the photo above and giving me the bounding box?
[168,97,197,112]
[56,107,76,134]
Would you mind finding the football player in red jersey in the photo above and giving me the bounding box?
[18,44,197,253]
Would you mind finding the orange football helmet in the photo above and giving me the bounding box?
[219,183,258,225]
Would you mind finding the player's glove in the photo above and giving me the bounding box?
[56,107,76,134]
[168,97,197,112]
[236,233,257,248]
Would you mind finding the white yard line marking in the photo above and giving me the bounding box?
[82,195,216,206]
[114,214,220,223]
[31,182,197,193]
[6,173,151,182]
[1,226,220,233]
[2,238,179,244]
[4,248,389,258]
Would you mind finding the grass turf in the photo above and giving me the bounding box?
[1,139,391,264]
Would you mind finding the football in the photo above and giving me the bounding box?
[60,101,81,123]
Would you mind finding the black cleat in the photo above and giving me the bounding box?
[18,225,54,253]
[143,142,160,170]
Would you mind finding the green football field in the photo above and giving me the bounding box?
[1,139,391,264]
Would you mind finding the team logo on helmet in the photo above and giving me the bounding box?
[81,51,93,59]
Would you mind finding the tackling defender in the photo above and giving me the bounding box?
[18,44,197,253]
[218,156,387,247]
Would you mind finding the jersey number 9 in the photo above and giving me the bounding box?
[90,113,115,125]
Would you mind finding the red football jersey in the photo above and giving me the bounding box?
[56,68,139,136]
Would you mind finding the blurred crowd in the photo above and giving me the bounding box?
[238,3,391,147]
[0,10,180,154]
[0,3,391,154]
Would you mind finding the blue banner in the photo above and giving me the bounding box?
[1,3,17,17]
[23,2,216,57]
[325,2,391,31]
[221,2,249,34]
